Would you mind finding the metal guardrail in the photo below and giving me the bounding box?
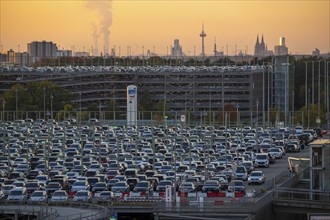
[0,202,58,220]
[274,188,330,203]
[0,201,108,220]
[47,202,108,220]
[152,197,255,215]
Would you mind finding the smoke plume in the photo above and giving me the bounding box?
[86,0,113,55]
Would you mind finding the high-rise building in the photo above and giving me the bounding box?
[57,50,72,57]
[14,52,31,66]
[171,39,183,57]
[27,41,58,63]
[254,34,273,58]
[7,49,15,63]
[274,37,288,56]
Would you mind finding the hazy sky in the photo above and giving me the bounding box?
[0,0,329,56]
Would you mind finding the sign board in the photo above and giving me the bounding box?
[180,115,186,123]
[165,185,172,202]
[316,117,321,124]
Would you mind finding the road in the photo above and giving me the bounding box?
[244,146,310,194]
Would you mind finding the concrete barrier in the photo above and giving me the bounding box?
[226,192,235,197]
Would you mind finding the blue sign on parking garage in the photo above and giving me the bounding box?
[110,212,117,220]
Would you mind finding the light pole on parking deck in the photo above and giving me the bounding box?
[236,102,239,130]
[2,99,5,122]
[50,94,53,121]
[43,87,46,120]
[15,88,18,120]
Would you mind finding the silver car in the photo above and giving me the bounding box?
[7,187,27,202]
[73,190,92,202]
[50,190,68,202]
[248,171,265,185]
[29,190,48,203]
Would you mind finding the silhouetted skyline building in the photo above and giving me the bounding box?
[254,34,273,58]
[274,37,288,56]
[171,39,183,57]
[27,41,58,63]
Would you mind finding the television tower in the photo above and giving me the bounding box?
[200,23,207,57]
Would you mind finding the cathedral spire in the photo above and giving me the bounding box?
[256,35,260,45]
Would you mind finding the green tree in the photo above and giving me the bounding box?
[216,104,238,125]
[2,84,30,112]
[1,81,70,113]
[295,104,326,127]
[138,88,153,120]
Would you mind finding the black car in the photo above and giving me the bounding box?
[126,178,139,191]
[27,170,41,179]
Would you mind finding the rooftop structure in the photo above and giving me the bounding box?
[274,37,288,56]
[200,24,207,57]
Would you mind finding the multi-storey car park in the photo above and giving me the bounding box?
[0,65,270,121]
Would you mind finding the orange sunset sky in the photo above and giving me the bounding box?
[0,0,329,56]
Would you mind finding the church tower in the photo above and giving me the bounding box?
[254,35,260,56]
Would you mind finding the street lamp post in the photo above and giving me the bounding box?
[43,87,46,120]
[292,90,295,128]
[236,102,239,130]
[282,61,290,127]
[262,65,265,128]
[256,99,259,131]
[2,99,5,122]
[50,94,53,121]
[15,88,18,120]
[308,89,310,129]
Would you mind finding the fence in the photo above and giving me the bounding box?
[1,110,328,129]
[0,201,108,220]
[0,202,58,220]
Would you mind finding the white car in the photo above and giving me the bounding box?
[29,190,48,202]
[72,190,92,202]
[7,187,27,202]
[268,147,283,159]
[248,171,265,185]
[254,153,269,168]
[51,190,68,202]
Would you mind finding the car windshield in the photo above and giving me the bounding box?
[205,181,217,185]
[251,172,262,176]
[76,191,88,196]
[114,182,125,187]
[53,191,66,196]
[3,186,14,190]
[26,183,38,187]
[73,181,85,186]
[256,155,267,159]
[31,192,43,197]
[159,181,171,186]
[10,190,23,195]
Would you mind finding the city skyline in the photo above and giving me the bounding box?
[0,0,329,56]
